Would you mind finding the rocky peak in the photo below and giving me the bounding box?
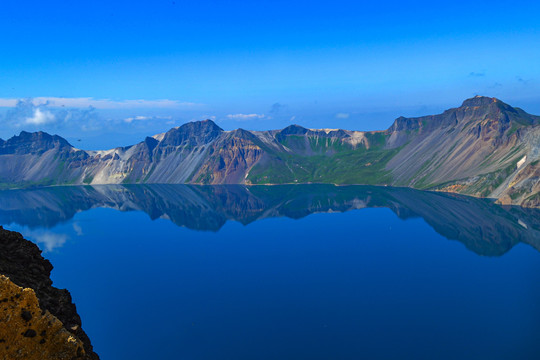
[458,96,540,127]
[387,116,422,133]
[183,119,223,134]
[143,136,159,151]
[461,95,500,107]
[18,131,70,144]
[387,96,536,135]
[278,124,309,136]
[0,131,72,155]
[131,136,160,162]
[229,128,258,140]
[160,119,223,147]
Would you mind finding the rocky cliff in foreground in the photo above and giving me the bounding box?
[0,226,99,359]
[0,96,538,207]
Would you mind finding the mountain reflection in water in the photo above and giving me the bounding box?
[0,184,538,257]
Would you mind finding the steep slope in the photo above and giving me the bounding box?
[0,131,89,187]
[0,226,99,359]
[0,275,90,360]
[0,96,538,207]
[385,96,539,204]
[190,129,267,184]
[78,119,224,185]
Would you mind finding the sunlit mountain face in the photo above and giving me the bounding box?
[1,97,539,208]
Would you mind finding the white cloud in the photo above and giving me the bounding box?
[226,113,265,120]
[125,115,150,123]
[3,98,102,131]
[335,113,350,119]
[25,108,56,125]
[0,97,200,109]
[124,115,172,123]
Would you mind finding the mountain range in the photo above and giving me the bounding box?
[0,96,538,207]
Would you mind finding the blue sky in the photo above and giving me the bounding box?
[1,0,539,149]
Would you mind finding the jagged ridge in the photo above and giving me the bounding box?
[0,96,538,207]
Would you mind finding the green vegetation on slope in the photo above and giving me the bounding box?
[247,145,400,185]
[277,135,353,154]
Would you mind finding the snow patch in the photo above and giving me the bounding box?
[517,155,527,169]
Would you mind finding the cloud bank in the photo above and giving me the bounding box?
[3,98,100,129]
[226,113,266,120]
[0,97,199,109]
[124,115,172,123]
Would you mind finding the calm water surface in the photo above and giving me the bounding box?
[1,185,539,359]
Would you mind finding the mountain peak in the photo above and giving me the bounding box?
[160,119,223,146]
[184,119,223,132]
[0,131,72,155]
[279,124,309,135]
[12,131,71,148]
[461,96,502,107]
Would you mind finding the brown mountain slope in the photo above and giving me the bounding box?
[384,96,539,206]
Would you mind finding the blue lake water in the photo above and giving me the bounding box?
[1,185,539,359]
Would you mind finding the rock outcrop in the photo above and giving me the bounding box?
[0,275,88,360]
[0,226,99,359]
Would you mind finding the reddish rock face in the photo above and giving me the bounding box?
[191,130,264,184]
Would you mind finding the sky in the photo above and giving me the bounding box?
[1,0,539,149]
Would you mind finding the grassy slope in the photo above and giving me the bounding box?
[247,133,400,185]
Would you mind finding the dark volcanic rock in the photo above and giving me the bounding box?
[0,131,72,155]
[0,226,99,359]
[160,119,223,147]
